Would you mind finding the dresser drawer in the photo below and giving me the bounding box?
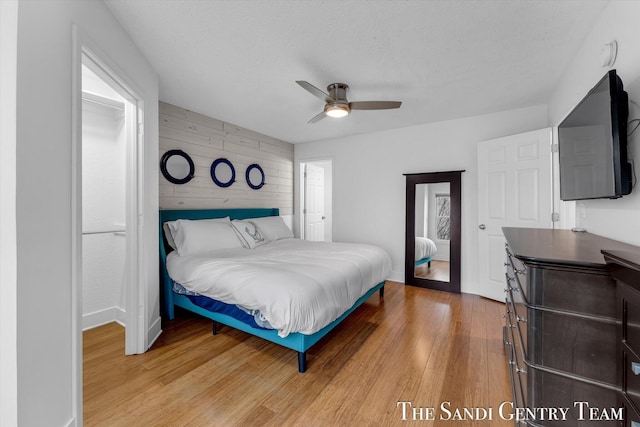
[530,267,616,318]
[529,308,617,386]
[506,246,529,304]
[623,399,640,427]
[624,348,640,413]
[506,290,528,362]
[504,322,526,422]
[528,367,620,427]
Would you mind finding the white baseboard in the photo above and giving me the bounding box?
[82,306,126,331]
[147,316,162,351]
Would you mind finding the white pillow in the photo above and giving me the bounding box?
[163,217,230,250]
[173,219,243,256]
[250,216,293,242]
[231,220,267,249]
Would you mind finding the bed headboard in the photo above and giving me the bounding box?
[159,208,280,319]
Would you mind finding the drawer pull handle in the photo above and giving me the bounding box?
[632,362,640,376]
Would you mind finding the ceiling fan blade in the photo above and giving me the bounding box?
[308,111,327,124]
[349,101,402,110]
[296,81,332,102]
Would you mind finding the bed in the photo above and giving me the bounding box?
[415,236,437,267]
[159,208,391,372]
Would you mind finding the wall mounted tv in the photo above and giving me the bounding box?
[558,69,632,200]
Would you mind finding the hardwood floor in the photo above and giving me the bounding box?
[415,260,450,281]
[83,282,511,426]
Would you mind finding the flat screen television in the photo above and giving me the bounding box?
[558,69,632,200]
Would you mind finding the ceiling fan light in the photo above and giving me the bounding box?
[325,105,349,118]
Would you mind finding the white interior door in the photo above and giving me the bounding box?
[477,128,553,301]
[304,163,325,241]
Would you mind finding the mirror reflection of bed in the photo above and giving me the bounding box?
[414,182,451,282]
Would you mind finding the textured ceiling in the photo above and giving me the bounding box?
[105,0,609,143]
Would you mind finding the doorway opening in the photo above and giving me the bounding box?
[77,51,145,355]
[299,160,333,242]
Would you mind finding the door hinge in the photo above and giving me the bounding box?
[551,212,560,222]
[551,143,559,153]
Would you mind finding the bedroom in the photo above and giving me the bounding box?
[3,0,640,426]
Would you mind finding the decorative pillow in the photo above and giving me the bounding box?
[163,217,230,250]
[173,219,243,256]
[250,216,294,242]
[231,220,267,249]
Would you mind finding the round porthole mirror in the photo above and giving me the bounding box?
[160,149,195,184]
[246,164,265,190]
[210,158,236,187]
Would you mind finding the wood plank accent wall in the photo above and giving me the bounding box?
[158,102,294,214]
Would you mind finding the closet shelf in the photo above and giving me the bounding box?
[82,91,125,111]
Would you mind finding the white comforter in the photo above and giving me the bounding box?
[415,236,437,261]
[166,238,392,337]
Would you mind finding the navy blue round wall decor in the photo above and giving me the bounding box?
[246,164,265,190]
[210,158,236,187]
[160,149,195,185]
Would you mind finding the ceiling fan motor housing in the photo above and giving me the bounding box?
[327,83,349,101]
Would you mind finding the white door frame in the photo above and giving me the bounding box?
[71,25,147,424]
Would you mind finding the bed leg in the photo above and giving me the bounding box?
[428,260,431,268]
[379,286,385,298]
[298,352,307,373]
[212,321,218,335]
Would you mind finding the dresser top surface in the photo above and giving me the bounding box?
[503,227,640,270]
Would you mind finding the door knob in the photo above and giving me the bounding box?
[479,224,486,230]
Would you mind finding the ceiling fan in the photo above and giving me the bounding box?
[296,81,402,124]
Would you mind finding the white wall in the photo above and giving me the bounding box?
[294,105,548,291]
[0,1,19,425]
[548,0,640,245]
[415,184,427,237]
[427,182,450,262]
[14,1,158,426]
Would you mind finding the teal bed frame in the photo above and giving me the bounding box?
[415,257,432,267]
[159,208,385,373]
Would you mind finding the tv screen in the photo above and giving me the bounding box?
[558,69,631,200]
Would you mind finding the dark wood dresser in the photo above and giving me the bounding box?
[503,227,640,426]
[603,250,640,427]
